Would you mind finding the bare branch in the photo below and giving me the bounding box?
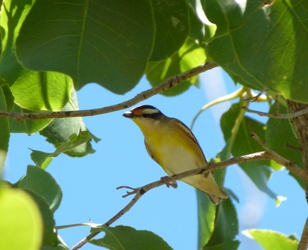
[243,106,308,119]
[0,62,217,121]
[71,149,308,249]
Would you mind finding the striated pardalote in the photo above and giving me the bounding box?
[123,105,228,204]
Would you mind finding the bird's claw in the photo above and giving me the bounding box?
[160,176,178,189]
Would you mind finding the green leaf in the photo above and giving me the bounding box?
[40,88,99,157]
[0,80,14,111]
[0,186,43,250]
[205,198,238,248]
[266,102,304,188]
[197,190,217,248]
[9,104,53,134]
[146,38,206,96]
[187,1,206,41]
[203,0,308,102]
[90,225,172,250]
[16,0,155,94]
[11,71,73,111]
[220,103,279,200]
[0,87,9,171]
[18,166,62,213]
[150,0,189,61]
[243,229,298,250]
[203,239,240,250]
[198,141,231,248]
[0,0,35,84]
[30,150,53,169]
[27,192,58,247]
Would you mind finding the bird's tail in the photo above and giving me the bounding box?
[183,173,228,205]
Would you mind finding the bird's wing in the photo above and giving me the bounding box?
[144,139,160,165]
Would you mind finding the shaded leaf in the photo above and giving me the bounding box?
[40,88,99,157]
[203,239,240,250]
[27,192,58,247]
[0,186,43,250]
[243,229,298,250]
[90,225,172,250]
[30,150,53,169]
[146,38,206,96]
[150,0,189,61]
[197,190,217,248]
[266,102,304,188]
[220,103,279,200]
[203,0,308,102]
[16,0,155,94]
[18,166,62,213]
[206,198,238,248]
[0,87,9,171]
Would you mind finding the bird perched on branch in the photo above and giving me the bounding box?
[123,105,228,205]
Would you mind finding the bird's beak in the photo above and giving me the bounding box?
[123,111,134,118]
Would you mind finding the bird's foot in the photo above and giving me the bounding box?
[160,176,178,189]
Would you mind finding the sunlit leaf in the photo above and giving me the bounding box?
[0,186,43,250]
[243,229,298,250]
[203,0,308,102]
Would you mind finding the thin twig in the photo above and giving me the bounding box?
[71,150,308,249]
[0,62,217,121]
[243,106,308,119]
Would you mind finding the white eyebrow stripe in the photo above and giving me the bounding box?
[142,108,160,114]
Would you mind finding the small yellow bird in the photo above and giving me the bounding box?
[123,105,228,204]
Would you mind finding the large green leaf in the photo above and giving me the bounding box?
[11,71,73,111]
[90,225,172,250]
[220,103,279,200]
[146,38,206,96]
[16,0,155,94]
[18,166,62,213]
[150,0,189,61]
[197,190,217,248]
[266,102,304,188]
[205,198,238,248]
[243,229,298,250]
[0,0,34,84]
[0,0,74,116]
[202,0,308,102]
[40,88,99,157]
[8,104,52,134]
[27,192,58,247]
[0,186,43,250]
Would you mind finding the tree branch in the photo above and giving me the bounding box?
[0,62,217,121]
[71,148,308,249]
[243,106,308,119]
[298,218,308,250]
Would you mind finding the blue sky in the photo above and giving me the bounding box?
[3,68,306,250]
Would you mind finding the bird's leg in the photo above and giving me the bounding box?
[160,176,178,189]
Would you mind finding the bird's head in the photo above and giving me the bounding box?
[123,105,165,132]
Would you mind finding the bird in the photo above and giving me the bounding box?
[123,105,228,205]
